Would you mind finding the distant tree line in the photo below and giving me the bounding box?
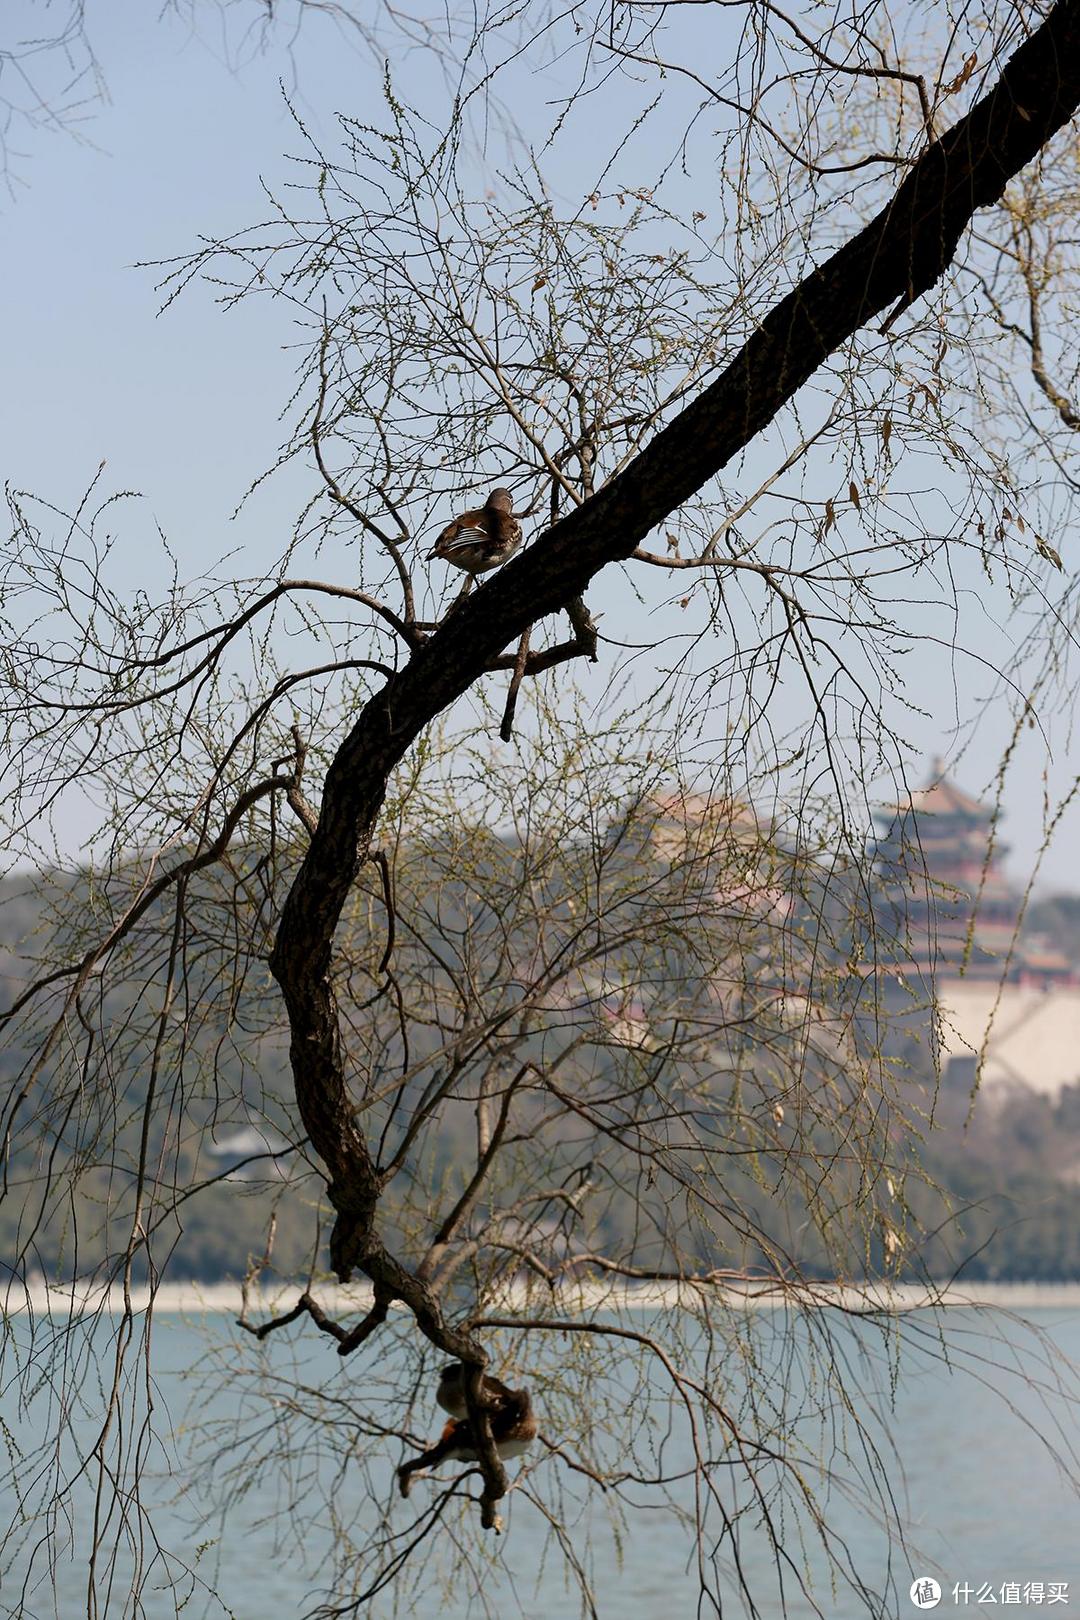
[7,836,1080,1290]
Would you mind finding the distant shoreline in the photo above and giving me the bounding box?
[8,1277,1080,1316]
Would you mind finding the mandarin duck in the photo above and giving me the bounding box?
[397,1375,537,1497]
[428,488,523,590]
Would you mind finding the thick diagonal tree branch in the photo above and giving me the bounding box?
[268,0,1080,1522]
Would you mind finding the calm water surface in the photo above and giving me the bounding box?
[2,1307,1078,1619]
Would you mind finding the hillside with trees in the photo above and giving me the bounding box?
[7,820,1080,1293]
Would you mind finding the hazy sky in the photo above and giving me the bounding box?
[4,2,1079,888]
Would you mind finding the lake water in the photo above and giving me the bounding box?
[1,1305,1079,1619]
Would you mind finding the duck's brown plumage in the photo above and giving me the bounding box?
[436,1391,537,1462]
[436,1361,516,1420]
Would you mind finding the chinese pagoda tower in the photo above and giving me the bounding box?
[872,760,1019,982]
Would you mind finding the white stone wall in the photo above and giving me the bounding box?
[936,982,1080,1097]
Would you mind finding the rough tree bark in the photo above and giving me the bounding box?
[268,0,1080,1521]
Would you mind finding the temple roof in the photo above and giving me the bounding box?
[877,762,994,825]
[649,790,764,831]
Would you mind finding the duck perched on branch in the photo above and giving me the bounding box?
[397,1366,537,1497]
[428,488,523,587]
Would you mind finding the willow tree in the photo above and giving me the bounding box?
[4,0,1080,1615]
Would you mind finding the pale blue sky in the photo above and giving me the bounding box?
[3,2,1078,889]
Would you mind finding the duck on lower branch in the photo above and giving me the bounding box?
[397,1369,537,1498]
